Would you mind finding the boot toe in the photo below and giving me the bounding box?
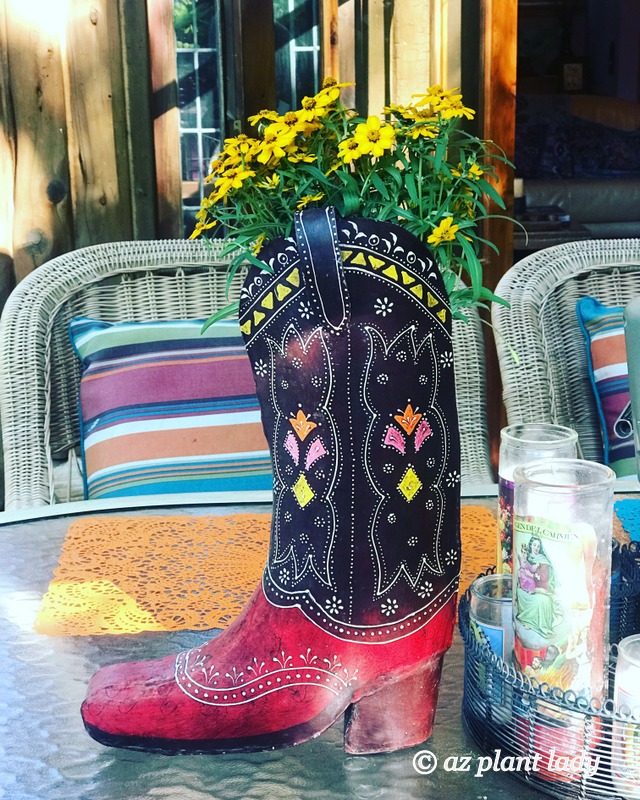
[81,654,178,739]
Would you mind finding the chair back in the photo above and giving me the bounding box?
[0,239,492,509]
[492,239,640,462]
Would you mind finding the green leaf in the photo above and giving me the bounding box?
[384,165,404,187]
[370,171,390,200]
[201,300,240,332]
[404,173,418,205]
[477,178,506,209]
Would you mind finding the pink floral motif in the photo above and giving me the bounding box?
[383,425,405,454]
[414,419,433,452]
[284,431,300,464]
[305,437,327,470]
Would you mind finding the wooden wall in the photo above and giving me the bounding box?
[0,0,157,287]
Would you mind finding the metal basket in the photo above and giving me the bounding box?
[459,543,640,800]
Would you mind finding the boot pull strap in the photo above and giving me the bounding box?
[294,207,351,332]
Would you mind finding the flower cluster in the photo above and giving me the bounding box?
[191,79,510,314]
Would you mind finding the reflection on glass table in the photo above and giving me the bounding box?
[1,498,543,800]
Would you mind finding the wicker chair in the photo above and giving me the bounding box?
[0,239,493,510]
[491,238,640,462]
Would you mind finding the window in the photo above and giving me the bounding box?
[174,0,225,236]
[273,0,321,112]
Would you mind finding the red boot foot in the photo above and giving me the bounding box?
[81,586,455,754]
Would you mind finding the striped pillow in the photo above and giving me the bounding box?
[69,317,272,499]
[577,296,635,477]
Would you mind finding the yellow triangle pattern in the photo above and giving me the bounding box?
[338,246,449,325]
[288,268,300,287]
[382,265,398,280]
[243,265,303,334]
[401,270,415,285]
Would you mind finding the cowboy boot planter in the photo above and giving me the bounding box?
[81,207,461,755]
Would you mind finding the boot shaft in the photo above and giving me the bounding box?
[239,209,460,638]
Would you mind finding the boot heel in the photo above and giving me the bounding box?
[343,653,445,754]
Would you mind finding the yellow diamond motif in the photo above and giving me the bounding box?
[410,284,424,299]
[341,249,353,262]
[261,292,274,309]
[351,252,367,266]
[293,473,315,507]
[427,291,438,307]
[398,466,422,502]
[437,308,447,322]
[240,320,252,335]
[287,267,301,287]
[369,255,386,270]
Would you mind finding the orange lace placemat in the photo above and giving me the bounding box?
[35,506,497,636]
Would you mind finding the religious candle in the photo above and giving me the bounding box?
[512,458,615,702]
[497,424,578,574]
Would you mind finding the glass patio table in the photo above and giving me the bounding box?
[0,491,552,800]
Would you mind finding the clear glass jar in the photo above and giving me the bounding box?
[613,634,640,799]
[497,423,578,574]
[512,458,615,701]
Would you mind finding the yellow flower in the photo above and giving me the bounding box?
[189,218,218,239]
[248,109,279,127]
[412,85,461,108]
[402,107,439,139]
[296,193,325,210]
[223,134,259,158]
[318,77,354,102]
[384,103,412,117]
[338,136,366,163]
[251,233,267,255]
[353,116,395,158]
[452,162,484,180]
[427,216,459,246]
[438,98,476,120]
[288,151,317,164]
[278,110,318,137]
[213,167,256,198]
[299,89,337,122]
[257,123,297,164]
[410,85,476,120]
[258,173,281,190]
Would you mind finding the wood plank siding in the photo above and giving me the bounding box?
[1,0,157,282]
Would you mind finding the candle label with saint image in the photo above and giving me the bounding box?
[513,516,607,700]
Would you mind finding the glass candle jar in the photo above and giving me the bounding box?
[469,573,514,724]
[512,458,615,702]
[497,423,579,574]
[469,573,514,664]
[613,634,640,799]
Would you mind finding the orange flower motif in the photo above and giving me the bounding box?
[394,404,422,436]
[289,409,318,441]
